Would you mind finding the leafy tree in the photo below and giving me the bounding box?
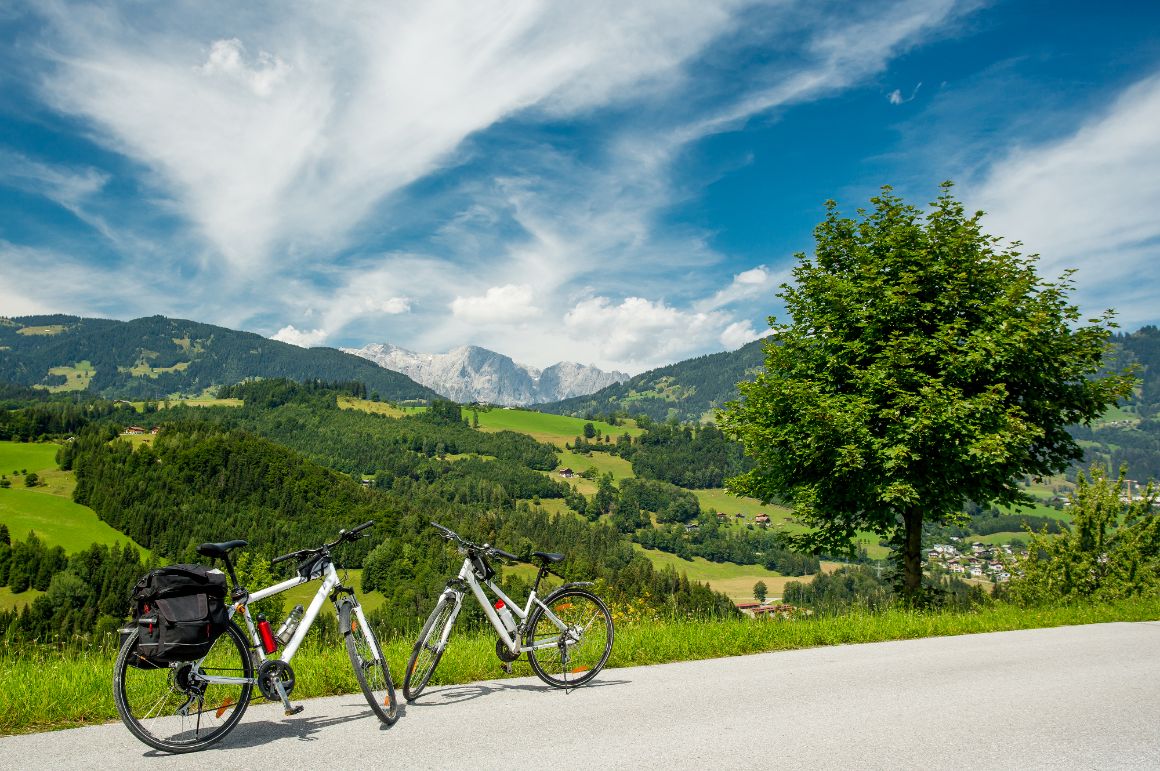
[583,422,597,439]
[720,184,1134,600]
[1003,465,1159,605]
[24,472,38,487]
[753,579,767,603]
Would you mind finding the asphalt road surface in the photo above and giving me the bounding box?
[2,621,1157,770]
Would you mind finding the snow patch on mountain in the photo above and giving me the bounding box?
[342,343,629,406]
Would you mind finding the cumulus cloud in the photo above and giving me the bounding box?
[451,284,541,324]
[564,296,727,365]
[698,265,784,312]
[719,320,771,349]
[271,325,328,348]
[970,71,1160,329]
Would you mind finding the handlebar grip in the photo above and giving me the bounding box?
[271,551,298,565]
[491,547,518,561]
[349,520,374,536]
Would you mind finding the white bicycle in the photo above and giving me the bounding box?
[113,522,397,753]
[403,522,614,699]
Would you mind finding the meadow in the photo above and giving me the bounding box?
[0,440,150,606]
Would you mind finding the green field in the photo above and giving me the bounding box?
[0,442,60,476]
[0,586,44,612]
[0,441,149,557]
[43,361,94,393]
[473,408,641,448]
[634,545,790,601]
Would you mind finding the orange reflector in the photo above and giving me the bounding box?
[351,621,358,633]
[571,667,589,674]
[555,603,573,611]
[410,659,417,675]
[216,698,233,718]
[384,695,392,706]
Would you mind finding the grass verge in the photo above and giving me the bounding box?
[2,596,1158,736]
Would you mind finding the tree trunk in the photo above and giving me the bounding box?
[901,508,924,600]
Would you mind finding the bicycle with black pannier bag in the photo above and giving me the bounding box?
[113,522,396,753]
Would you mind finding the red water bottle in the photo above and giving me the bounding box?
[257,614,277,654]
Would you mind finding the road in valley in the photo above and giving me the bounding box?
[2,621,1157,769]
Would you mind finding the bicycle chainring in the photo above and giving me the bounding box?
[495,637,521,662]
[257,659,297,701]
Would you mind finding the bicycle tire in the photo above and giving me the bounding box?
[113,621,253,753]
[526,588,614,688]
[339,602,399,724]
[403,594,456,700]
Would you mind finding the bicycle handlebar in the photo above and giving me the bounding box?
[428,522,521,564]
[271,521,375,566]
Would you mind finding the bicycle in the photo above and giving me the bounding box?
[113,521,397,753]
[403,521,614,700]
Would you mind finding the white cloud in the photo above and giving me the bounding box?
[888,89,904,105]
[198,38,290,97]
[971,71,1160,329]
[698,265,783,311]
[564,296,727,365]
[451,284,540,324]
[12,1,986,372]
[271,325,328,348]
[719,320,771,349]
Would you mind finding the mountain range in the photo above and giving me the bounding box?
[343,342,629,407]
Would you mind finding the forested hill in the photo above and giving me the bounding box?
[539,338,767,423]
[0,314,438,402]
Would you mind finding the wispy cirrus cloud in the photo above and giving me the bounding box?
[4,0,988,372]
[970,71,1160,329]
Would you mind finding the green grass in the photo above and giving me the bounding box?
[0,488,147,556]
[0,441,61,476]
[0,441,149,557]
[0,586,44,612]
[3,596,1158,735]
[472,408,641,448]
[634,545,788,601]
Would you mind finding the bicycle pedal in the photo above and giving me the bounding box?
[500,662,513,674]
[284,705,305,716]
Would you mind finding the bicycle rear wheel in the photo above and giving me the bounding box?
[339,602,398,724]
[526,588,614,688]
[113,622,253,753]
[403,593,456,700]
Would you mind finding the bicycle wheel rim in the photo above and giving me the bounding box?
[341,605,398,724]
[114,624,253,753]
[528,590,613,688]
[403,597,454,700]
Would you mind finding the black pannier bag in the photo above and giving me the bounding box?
[128,564,230,665]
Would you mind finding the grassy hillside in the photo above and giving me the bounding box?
[540,338,766,423]
[0,441,149,557]
[0,314,440,402]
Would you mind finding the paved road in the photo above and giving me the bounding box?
[3,621,1158,770]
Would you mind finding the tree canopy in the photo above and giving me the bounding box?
[719,183,1134,598]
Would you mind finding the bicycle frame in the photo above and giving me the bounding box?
[194,560,380,698]
[439,555,581,657]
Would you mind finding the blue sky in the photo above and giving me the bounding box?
[1,1,1158,374]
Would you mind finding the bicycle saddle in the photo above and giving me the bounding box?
[197,540,248,559]
[533,551,565,563]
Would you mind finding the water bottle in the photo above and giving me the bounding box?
[494,599,517,637]
[257,614,277,654]
[275,604,305,646]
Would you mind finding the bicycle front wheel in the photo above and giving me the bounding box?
[113,621,253,753]
[526,588,614,688]
[403,593,456,701]
[339,602,398,724]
